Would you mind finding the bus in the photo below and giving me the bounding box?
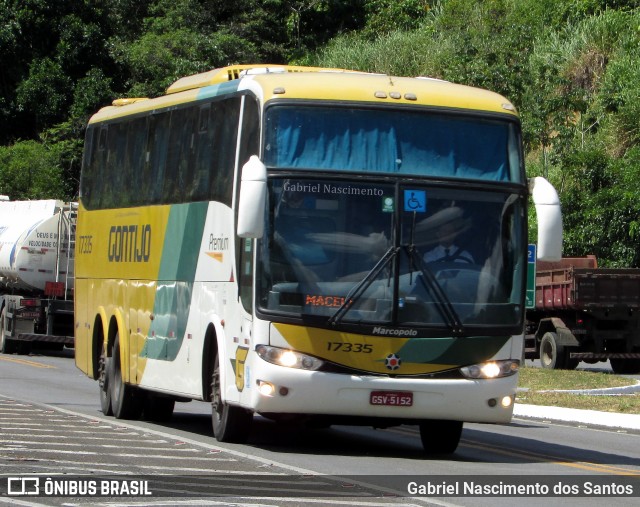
[75,64,562,454]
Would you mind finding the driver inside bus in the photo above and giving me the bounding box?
[422,208,474,264]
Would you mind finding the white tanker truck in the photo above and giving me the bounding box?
[0,197,76,354]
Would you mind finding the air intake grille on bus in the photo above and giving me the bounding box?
[166,64,353,94]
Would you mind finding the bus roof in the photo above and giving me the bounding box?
[165,64,359,94]
[88,64,518,125]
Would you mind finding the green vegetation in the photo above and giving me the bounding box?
[2,0,640,266]
[517,391,640,414]
[519,366,633,391]
[517,367,640,414]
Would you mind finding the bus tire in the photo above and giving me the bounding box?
[211,352,252,443]
[610,357,640,374]
[540,332,566,370]
[110,333,143,420]
[144,395,175,422]
[419,420,462,454]
[98,343,113,416]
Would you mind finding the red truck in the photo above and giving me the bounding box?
[525,256,640,374]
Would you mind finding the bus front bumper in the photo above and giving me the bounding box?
[243,361,517,424]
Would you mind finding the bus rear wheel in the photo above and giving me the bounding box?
[211,352,252,443]
[98,343,113,416]
[419,420,463,454]
[110,333,143,420]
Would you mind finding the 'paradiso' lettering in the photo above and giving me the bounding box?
[108,224,151,262]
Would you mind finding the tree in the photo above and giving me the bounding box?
[0,140,66,200]
[16,58,72,131]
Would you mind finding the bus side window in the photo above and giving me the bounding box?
[238,96,260,168]
[211,97,241,205]
[126,117,148,207]
[236,96,259,309]
[102,122,127,208]
[80,127,98,209]
[87,126,108,209]
[147,112,170,205]
[166,107,196,203]
[192,104,212,202]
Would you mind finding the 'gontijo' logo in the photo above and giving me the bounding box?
[108,224,151,262]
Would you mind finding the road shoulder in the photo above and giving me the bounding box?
[513,403,640,433]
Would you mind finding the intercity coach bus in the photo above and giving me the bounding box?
[75,64,562,454]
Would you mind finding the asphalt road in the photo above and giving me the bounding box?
[0,347,639,507]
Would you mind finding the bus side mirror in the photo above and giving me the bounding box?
[529,176,562,261]
[237,156,267,238]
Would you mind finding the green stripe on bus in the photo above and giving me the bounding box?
[395,335,510,366]
[142,202,208,361]
[158,202,208,281]
[141,281,193,361]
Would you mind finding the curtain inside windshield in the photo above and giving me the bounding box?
[264,106,518,182]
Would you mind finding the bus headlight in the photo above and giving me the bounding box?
[460,360,519,379]
[256,345,324,371]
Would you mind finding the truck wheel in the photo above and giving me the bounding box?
[110,333,143,420]
[610,358,640,374]
[98,344,113,416]
[211,352,252,443]
[419,420,463,454]
[0,308,16,354]
[15,340,31,355]
[540,332,567,370]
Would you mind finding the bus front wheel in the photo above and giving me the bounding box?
[419,420,463,454]
[610,357,640,374]
[110,333,143,420]
[211,352,252,443]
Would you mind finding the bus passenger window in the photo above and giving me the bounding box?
[166,107,196,203]
[211,98,241,205]
[147,112,170,205]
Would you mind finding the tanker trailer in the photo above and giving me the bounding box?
[0,199,76,354]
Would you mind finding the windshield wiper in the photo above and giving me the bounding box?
[403,209,464,334]
[405,244,465,334]
[328,246,399,326]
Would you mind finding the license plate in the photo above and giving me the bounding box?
[370,390,413,407]
[19,311,40,319]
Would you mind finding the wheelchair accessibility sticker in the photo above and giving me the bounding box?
[404,190,426,212]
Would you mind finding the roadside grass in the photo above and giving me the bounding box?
[518,367,632,390]
[516,367,640,414]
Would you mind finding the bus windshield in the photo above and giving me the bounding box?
[257,178,526,332]
[264,105,522,183]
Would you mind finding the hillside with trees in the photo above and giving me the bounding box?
[1,0,639,266]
